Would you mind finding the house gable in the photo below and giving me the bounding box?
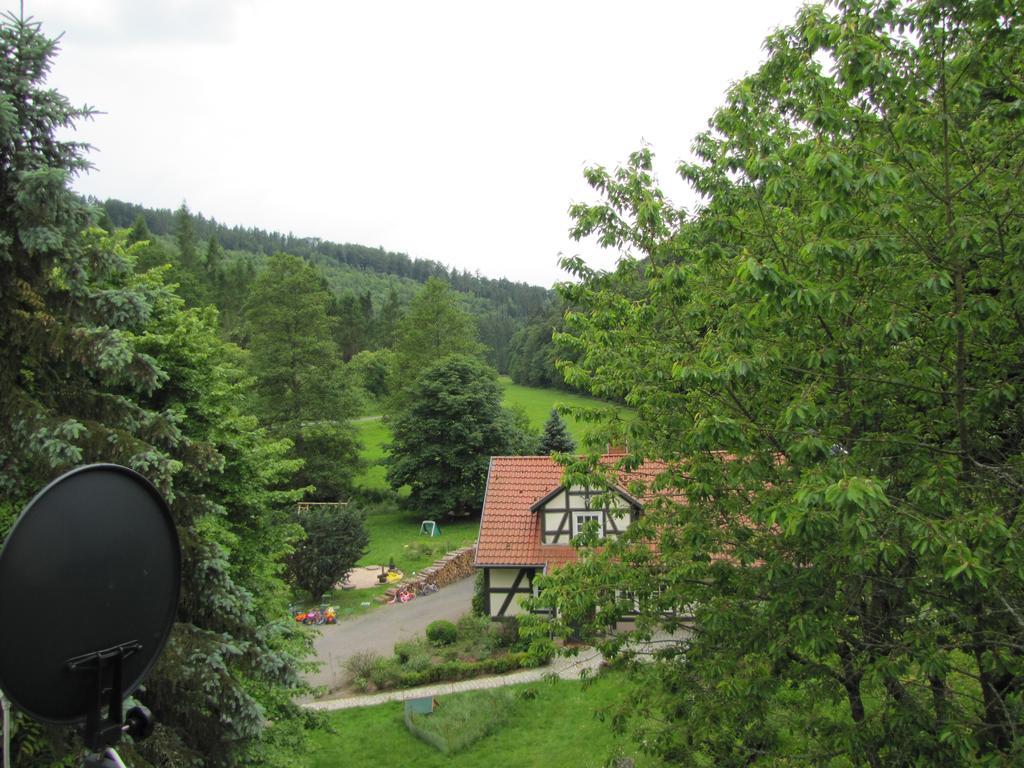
[474,455,669,618]
[534,484,641,545]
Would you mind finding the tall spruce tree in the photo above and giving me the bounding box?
[0,15,312,766]
[245,253,362,500]
[537,409,575,454]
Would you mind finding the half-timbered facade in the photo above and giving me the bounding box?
[474,454,666,618]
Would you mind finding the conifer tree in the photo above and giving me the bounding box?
[537,409,575,454]
[204,233,223,273]
[0,15,312,765]
[127,213,152,244]
[174,201,199,270]
[245,253,362,499]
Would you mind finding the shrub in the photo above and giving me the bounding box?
[426,620,458,646]
[344,650,380,681]
[493,617,521,649]
[349,488,401,508]
[524,638,555,666]
[369,657,403,690]
[394,639,433,673]
[456,613,490,642]
[471,569,487,616]
[395,652,544,688]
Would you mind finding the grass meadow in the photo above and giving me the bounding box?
[306,671,653,768]
[353,378,614,492]
[497,375,613,442]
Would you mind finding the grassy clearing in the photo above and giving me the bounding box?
[306,671,653,768]
[353,416,390,491]
[498,376,612,443]
[354,379,616,493]
[356,507,478,572]
[292,507,477,620]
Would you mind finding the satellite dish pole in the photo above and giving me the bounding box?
[2,690,10,768]
[0,465,180,768]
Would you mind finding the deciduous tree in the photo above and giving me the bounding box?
[390,277,483,404]
[530,2,1024,765]
[286,504,369,600]
[385,355,529,518]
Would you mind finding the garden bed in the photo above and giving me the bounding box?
[342,614,550,692]
[404,688,518,754]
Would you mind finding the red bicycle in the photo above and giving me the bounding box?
[388,585,415,604]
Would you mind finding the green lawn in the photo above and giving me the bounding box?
[306,671,656,768]
[305,509,479,621]
[354,379,618,493]
[356,508,478,573]
[498,375,616,443]
[353,416,390,491]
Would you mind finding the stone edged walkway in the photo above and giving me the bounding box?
[304,648,605,711]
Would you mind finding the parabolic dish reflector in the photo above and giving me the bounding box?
[0,464,180,723]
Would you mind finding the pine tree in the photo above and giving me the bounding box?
[245,253,363,499]
[204,233,223,273]
[127,213,152,244]
[174,201,199,270]
[0,15,312,765]
[537,409,575,454]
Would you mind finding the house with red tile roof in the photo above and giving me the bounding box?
[474,454,668,618]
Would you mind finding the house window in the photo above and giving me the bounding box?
[574,512,600,537]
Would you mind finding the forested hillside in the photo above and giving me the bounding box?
[101,199,552,372]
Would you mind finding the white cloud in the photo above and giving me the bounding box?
[21,0,807,287]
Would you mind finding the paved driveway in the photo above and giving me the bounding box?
[307,576,475,693]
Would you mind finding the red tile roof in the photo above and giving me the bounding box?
[474,455,670,570]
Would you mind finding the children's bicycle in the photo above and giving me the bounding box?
[388,585,415,604]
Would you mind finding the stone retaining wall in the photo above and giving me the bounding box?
[383,545,476,601]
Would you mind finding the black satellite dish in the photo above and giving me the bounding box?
[0,464,180,765]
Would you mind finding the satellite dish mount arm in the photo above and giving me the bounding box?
[66,641,146,753]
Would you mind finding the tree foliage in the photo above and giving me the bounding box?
[530,2,1024,765]
[506,297,580,390]
[537,409,575,454]
[385,355,530,518]
[286,504,369,600]
[390,277,485,402]
[0,15,312,766]
[244,253,362,500]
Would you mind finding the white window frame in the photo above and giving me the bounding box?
[573,511,601,537]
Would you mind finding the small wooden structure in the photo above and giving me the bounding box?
[296,501,347,514]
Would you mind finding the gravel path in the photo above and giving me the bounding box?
[307,576,476,693]
[305,647,605,711]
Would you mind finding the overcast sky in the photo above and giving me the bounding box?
[20,0,807,287]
